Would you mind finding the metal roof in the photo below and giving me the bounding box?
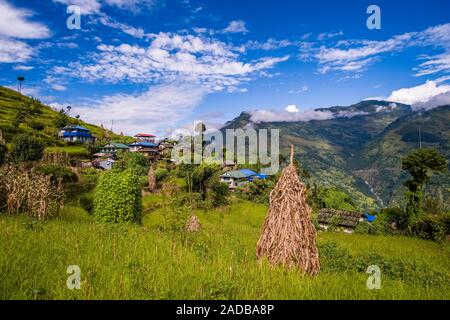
[221,169,257,179]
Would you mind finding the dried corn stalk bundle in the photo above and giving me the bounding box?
[256,145,320,275]
[0,165,64,220]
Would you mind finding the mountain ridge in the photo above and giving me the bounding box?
[223,100,450,209]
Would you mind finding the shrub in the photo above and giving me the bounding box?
[79,194,94,214]
[115,151,149,175]
[155,168,169,182]
[94,169,142,224]
[380,207,408,230]
[28,120,44,131]
[409,215,446,243]
[210,180,229,207]
[308,186,357,211]
[36,164,77,184]
[10,133,45,162]
[237,178,275,204]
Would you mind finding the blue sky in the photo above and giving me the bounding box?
[1,0,450,135]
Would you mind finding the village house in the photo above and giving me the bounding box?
[134,133,156,143]
[129,141,160,161]
[220,169,268,190]
[58,125,94,143]
[100,142,130,154]
[317,208,376,234]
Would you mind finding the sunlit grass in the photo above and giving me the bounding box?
[0,199,449,300]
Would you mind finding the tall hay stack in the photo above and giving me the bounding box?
[256,145,320,275]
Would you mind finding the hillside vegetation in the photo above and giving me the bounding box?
[224,101,450,209]
[0,86,132,153]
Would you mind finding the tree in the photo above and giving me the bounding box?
[193,163,220,201]
[401,149,447,224]
[17,76,25,94]
[114,151,149,175]
[10,133,45,162]
[54,108,69,129]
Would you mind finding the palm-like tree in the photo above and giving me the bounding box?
[17,76,25,94]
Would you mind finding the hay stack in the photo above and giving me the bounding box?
[256,145,320,275]
[148,166,157,192]
[186,214,202,232]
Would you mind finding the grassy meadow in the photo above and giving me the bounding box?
[1,197,449,300]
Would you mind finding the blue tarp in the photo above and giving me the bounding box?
[363,214,377,222]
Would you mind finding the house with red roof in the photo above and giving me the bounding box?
[134,133,156,143]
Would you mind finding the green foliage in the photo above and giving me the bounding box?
[115,151,149,175]
[192,163,221,201]
[28,120,44,131]
[237,178,275,204]
[210,180,229,206]
[379,207,408,230]
[79,194,94,214]
[94,169,142,224]
[36,164,77,184]
[355,215,389,235]
[309,185,357,211]
[155,168,169,182]
[53,109,69,129]
[409,216,446,243]
[10,133,45,162]
[402,149,447,225]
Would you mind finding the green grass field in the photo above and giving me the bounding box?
[1,198,449,300]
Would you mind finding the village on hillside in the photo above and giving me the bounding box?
[0,0,449,304]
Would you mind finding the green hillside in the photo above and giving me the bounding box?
[224,101,450,209]
[0,86,133,154]
[358,105,450,206]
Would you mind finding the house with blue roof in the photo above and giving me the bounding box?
[59,125,94,143]
[220,169,268,190]
[129,141,160,161]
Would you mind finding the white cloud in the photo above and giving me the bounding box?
[48,32,288,92]
[386,80,450,106]
[414,91,450,110]
[73,82,207,135]
[311,23,450,76]
[245,38,294,51]
[317,31,343,41]
[250,108,334,123]
[104,0,157,12]
[53,0,101,15]
[13,65,34,71]
[97,14,148,38]
[285,104,299,113]
[51,84,67,91]
[223,20,248,34]
[288,86,308,94]
[0,0,50,39]
[415,52,450,77]
[0,37,34,63]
